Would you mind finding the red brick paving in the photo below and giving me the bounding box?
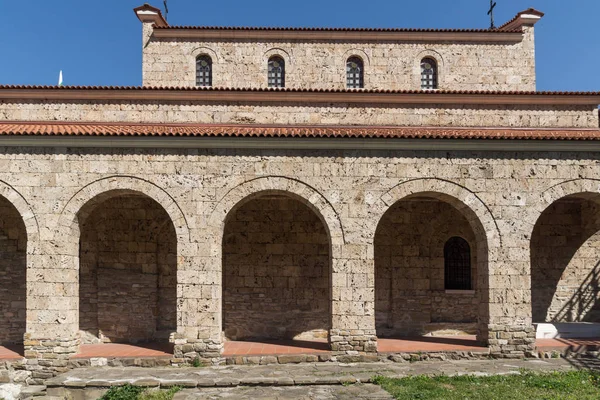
[378,335,487,353]
[5,337,600,361]
[71,343,173,359]
[223,339,330,357]
[0,344,23,360]
[536,338,600,352]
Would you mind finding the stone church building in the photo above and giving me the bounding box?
[1,3,600,376]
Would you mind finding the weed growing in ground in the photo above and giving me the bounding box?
[373,370,600,400]
[99,384,181,400]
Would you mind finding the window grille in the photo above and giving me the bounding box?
[346,56,364,89]
[444,236,471,290]
[196,55,212,87]
[421,57,438,90]
[268,56,285,88]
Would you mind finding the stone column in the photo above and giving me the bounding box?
[174,232,222,364]
[329,243,377,360]
[25,238,80,380]
[485,243,535,358]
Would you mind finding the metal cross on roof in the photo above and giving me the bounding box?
[488,0,497,29]
[163,0,169,22]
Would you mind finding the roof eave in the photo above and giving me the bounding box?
[151,29,524,43]
[1,87,599,106]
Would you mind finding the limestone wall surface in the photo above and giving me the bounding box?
[223,197,330,341]
[0,144,596,364]
[79,195,177,344]
[531,197,600,323]
[142,27,537,91]
[0,197,26,345]
[375,199,478,337]
[1,100,596,129]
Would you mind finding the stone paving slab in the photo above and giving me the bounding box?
[46,358,579,390]
[172,384,393,400]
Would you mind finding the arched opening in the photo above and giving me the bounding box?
[78,190,177,347]
[268,56,285,88]
[0,196,27,351]
[375,193,485,347]
[532,193,600,339]
[222,191,331,353]
[421,57,438,89]
[346,56,364,89]
[196,54,212,87]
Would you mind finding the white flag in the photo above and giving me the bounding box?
[58,70,63,86]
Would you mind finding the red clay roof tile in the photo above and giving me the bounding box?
[0,85,599,96]
[1,122,599,141]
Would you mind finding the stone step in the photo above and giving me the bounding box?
[19,385,46,399]
[171,384,394,400]
[535,323,600,339]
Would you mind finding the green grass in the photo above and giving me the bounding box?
[373,370,600,400]
[99,384,181,400]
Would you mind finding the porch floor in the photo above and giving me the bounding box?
[223,339,330,356]
[71,342,173,359]
[378,335,486,353]
[4,337,600,361]
[0,344,23,360]
[536,338,600,352]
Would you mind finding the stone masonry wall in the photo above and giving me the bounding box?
[79,195,177,344]
[0,196,27,344]
[1,100,596,129]
[223,196,330,341]
[142,27,536,91]
[531,197,600,323]
[7,144,600,362]
[375,198,478,337]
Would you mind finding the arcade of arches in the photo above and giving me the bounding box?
[2,185,600,359]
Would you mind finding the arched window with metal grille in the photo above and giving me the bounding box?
[444,237,471,290]
[421,57,438,90]
[346,56,364,89]
[268,56,285,88]
[196,55,212,87]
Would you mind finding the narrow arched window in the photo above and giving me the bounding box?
[196,55,212,87]
[268,56,285,88]
[346,56,364,89]
[444,237,471,290]
[421,57,438,90]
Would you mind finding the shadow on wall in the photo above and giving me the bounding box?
[222,194,331,342]
[0,196,27,345]
[78,192,177,344]
[374,196,479,338]
[532,195,600,324]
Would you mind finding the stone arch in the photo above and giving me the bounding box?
[264,48,293,81]
[208,176,344,249]
[530,179,600,328]
[211,176,343,344]
[413,49,445,90]
[0,182,38,345]
[370,178,500,249]
[55,175,190,253]
[370,178,499,343]
[54,176,187,346]
[533,179,600,222]
[0,181,40,248]
[191,46,220,63]
[341,48,371,66]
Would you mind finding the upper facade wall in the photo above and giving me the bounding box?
[142,30,536,91]
[139,6,539,92]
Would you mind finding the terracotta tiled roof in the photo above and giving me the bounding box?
[154,25,521,33]
[1,122,599,141]
[498,8,545,30]
[0,85,599,96]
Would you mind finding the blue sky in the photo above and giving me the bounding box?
[0,0,598,91]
